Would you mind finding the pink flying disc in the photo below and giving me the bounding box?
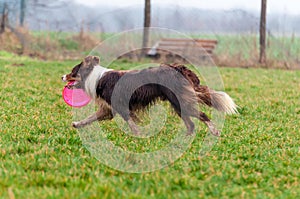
[62,81,91,107]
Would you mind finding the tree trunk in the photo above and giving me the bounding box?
[142,0,151,56]
[20,0,26,27]
[259,0,267,64]
[0,3,7,34]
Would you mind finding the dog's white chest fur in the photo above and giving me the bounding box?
[85,65,111,99]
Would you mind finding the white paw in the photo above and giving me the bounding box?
[210,128,221,137]
[72,122,80,128]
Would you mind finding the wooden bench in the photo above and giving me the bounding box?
[147,38,218,62]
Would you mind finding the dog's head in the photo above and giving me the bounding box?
[61,56,100,87]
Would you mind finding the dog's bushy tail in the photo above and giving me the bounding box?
[162,63,238,114]
[194,85,237,114]
[209,90,238,114]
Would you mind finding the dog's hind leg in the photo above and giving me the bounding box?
[129,112,141,123]
[126,112,141,135]
[127,117,140,135]
[72,108,113,128]
[181,116,195,136]
[190,111,220,137]
[167,99,196,136]
[164,94,196,136]
[116,111,141,135]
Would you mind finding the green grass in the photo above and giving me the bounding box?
[0,52,299,198]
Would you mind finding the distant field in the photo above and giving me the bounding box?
[0,52,299,198]
[191,34,300,68]
[2,30,299,69]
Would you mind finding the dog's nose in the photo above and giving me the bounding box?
[62,75,67,82]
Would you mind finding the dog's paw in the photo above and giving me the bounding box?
[186,131,194,136]
[72,122,81,128]
[210,129,221,137]
[206,121,221,137]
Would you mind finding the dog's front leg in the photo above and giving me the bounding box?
[72,108,113,128]
[72,113,98,128]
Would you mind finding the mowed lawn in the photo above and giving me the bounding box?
[0,53,299,198]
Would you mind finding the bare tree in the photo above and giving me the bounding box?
[0,0,19,32]
[142,0,151,56]
[0,3,7,34]
[20,0,25,26]
[1,0,69,29]
[259,0,267,64]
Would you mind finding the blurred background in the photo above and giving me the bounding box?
[0,0,299,69]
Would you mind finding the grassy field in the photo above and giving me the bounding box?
[0,52,299,198]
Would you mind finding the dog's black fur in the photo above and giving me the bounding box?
[97,66,197,120]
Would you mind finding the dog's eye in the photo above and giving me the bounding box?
[71,62,82,74]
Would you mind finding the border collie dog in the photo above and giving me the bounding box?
[62,56,237,136]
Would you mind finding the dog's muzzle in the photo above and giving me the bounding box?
[62,75,67,82]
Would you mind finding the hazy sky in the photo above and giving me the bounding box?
[75,0,300,15]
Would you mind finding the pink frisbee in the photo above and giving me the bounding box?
[62,81,91,108]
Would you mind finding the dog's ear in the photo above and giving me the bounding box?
[83,56,100,67]
[93,56,100,64]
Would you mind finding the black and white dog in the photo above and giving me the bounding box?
[62,56,237,136]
